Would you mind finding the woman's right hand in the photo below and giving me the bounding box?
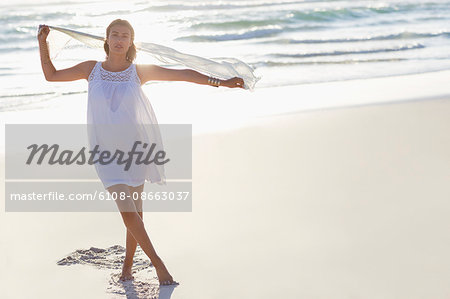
[37,25,49,42]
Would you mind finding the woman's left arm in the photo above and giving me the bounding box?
[136,64,244,89]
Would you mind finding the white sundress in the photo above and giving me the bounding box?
[87,61,166,189]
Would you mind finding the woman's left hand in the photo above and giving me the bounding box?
[222,77,245,89]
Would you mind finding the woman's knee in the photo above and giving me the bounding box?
[107,184,138,213]
[120,212,141,230]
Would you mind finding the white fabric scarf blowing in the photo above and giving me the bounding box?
[45,25,261,91]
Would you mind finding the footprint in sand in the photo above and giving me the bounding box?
[57,245,178,298]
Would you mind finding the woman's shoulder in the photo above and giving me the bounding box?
[135,64,153,85]
[82,60,99,80]
[135,64,161,84]
[83,60,99,72]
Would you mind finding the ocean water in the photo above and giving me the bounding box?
[1,0,450,112]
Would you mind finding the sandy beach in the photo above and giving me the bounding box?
[1,70,450,298]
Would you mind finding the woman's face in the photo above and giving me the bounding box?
[107,25,132,56]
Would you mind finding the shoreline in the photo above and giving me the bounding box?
[0,68,449,140]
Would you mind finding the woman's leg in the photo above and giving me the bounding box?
[120,184,144,281]
[107,183,175,285]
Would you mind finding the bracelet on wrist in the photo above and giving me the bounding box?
[208,76,220,87]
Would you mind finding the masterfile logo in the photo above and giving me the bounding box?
[5,124,192,212]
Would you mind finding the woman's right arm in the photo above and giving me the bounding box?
[38,25,95,82]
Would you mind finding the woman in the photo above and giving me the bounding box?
[38,19,244,286]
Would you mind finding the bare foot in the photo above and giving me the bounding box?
[119,264,135,281]
[153,258,178,286]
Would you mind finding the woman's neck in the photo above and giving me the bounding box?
[103,54,130,71]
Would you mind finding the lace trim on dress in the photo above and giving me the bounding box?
[89,62,140,84]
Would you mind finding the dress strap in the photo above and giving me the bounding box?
[88,61,101,82]
[131,64,141,85]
